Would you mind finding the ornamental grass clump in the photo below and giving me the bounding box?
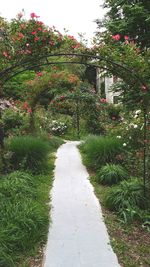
[96,164,128,185]
[7,136,50,174]
[80,135,122,170]
[0,171,49,267]
[105,178,147,212]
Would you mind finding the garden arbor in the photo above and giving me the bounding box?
[0,50,150,199]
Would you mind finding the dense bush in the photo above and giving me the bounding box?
[105,178,147,212]
[0,171,49,267]
[7,136,50,174]
[96,164,128,185]
[80,135,123,170]
[2,108,28,136]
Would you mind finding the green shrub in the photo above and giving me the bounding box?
[96,164,128,185]
[80,135,122,170]
[7,136,50,174]
[105,178,147,212]
[2,108,29,137]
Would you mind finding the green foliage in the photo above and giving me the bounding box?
[96,164,128,185]
[0,171,50,267]
[48,136,64,150]
[2,109,27,136]
[97,0,150,49]
[7,136,50,174]
[106,104,122,120]
[3,72,35,100]
[35,131,64,150]
[80,135,122,170]
[105,178,147,213]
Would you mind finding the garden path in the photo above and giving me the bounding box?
[43,141,120,267]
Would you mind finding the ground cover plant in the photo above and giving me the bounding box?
[96,164,128,185]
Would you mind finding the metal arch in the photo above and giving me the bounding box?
[1,62,109,84]
[0,52,145,85]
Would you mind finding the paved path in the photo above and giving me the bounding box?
[44,141,120,267]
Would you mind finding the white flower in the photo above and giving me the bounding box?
[135,109,141,115]
[116,135,121,139]
[123,143,127,147]
[133,124,138,128]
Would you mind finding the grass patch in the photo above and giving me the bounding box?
[0,152,56,267]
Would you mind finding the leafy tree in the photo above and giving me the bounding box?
[96,0,150,49]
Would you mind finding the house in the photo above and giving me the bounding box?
[96,68,120,104]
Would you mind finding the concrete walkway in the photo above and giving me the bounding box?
[44,141,120,267]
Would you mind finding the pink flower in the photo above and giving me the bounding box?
[124,35,129,40]
[100,98,107,103]
[49,40,55,46]
[23,102,29,109]
[34,37,40,41]
[68,35,76,41]
[112,34,121,41]
[71,44,80,49]
[3,51,8,58]
[27,108,32,113]
[30,12,40,19]
[37,72,43,77]
[31,31,37,35]
[18,32,24,38]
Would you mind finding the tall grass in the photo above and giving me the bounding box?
[80,135,122,170]
[0,171,51,267]
[7,136,50,174]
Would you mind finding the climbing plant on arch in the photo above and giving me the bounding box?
[0,13,150,198]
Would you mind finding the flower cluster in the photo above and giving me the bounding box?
[48,120,67,135]
[112,34,129,42]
